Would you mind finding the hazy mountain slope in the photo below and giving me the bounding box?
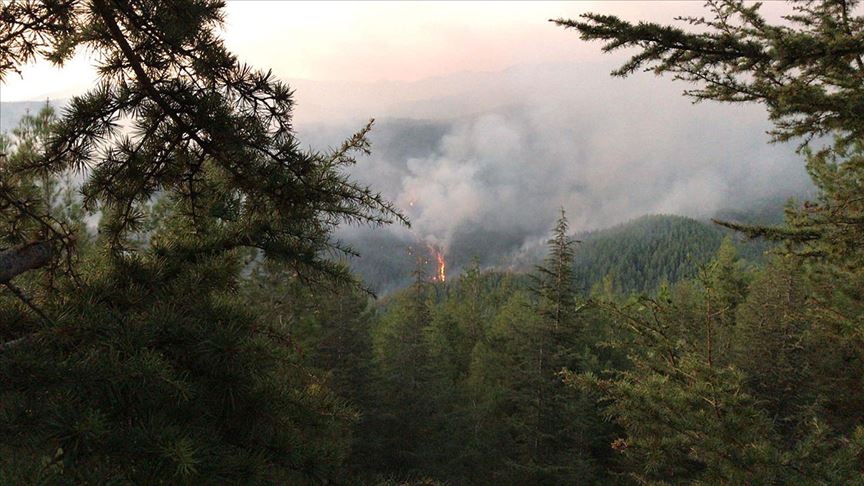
[2,99,789,296]
[572,215,755,294]
[345,204,784,295]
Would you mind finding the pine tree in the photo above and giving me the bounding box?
[2,0,404,279]
[0,1,404,482]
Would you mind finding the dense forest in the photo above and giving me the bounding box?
[3,0,864,484]
[345,211,781,294]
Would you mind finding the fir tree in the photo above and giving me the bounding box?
[529,210,607,484]
[557,2,864,480]
[464,211,603,484]
[369,262,437,476]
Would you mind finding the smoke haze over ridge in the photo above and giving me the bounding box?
[1,1,810,269]
[291,61,811,265]
[2,59,813,282]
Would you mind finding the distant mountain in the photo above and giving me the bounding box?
[570,214,770,294]
[344,201,789,295]
[2,86,802,297]
[567,196,800,294]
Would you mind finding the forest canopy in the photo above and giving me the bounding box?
[2,0,864,484]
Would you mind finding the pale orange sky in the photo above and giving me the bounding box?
[2,1,765,102]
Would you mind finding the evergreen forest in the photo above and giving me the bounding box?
[3,1,864,484]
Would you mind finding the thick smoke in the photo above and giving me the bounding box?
[3,61,811,284]
[297,61,811,270]
[1,61,812,290]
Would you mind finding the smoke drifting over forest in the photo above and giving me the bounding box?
[1,61,812,285]
[294,61,812,272]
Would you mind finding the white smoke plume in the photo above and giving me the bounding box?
[298,62,809,258]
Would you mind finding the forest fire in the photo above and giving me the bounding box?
[427,244,446,282]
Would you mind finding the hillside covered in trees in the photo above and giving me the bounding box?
[345,211,780,294]
[3,1,864,485]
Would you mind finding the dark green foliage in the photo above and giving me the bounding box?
[1,249,355,484]
[348,224,864,484]
[570,246,864,485]
[555,0,864,482]
[574,215,726,294]
[519,210,600,483]
[732,256,816,439]
[356,212,621,485]
[0,1,403,483]
[238,261,383,479]
[368,264,446,476]
[0,104,81,282]
[6,1,864,484]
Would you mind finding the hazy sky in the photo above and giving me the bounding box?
[2,1,785,101]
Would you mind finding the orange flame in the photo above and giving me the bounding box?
[427,244,446,282]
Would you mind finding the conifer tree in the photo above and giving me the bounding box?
[239,260,382,477]
[571,245,864,484]
[535,210,579,333]
[465,211,602,484]
[465,289,543,484]
[527,209,582,479]
[459,257,486,349]
[2,0,403,279]
[557,2,864,480]
[732,256,815,439]
[0,1,404,482]
[553,0,864,145]
[369,262,438,476]
[553,0,864,281]
[528,209,604,484]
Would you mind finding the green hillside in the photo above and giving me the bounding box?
[347,212,778,295]
[572,214,771,294]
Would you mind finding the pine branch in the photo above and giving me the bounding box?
[0,333,34,353]
[711,219,821,242]
[3,280,54,324]
[0,240,52,283]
